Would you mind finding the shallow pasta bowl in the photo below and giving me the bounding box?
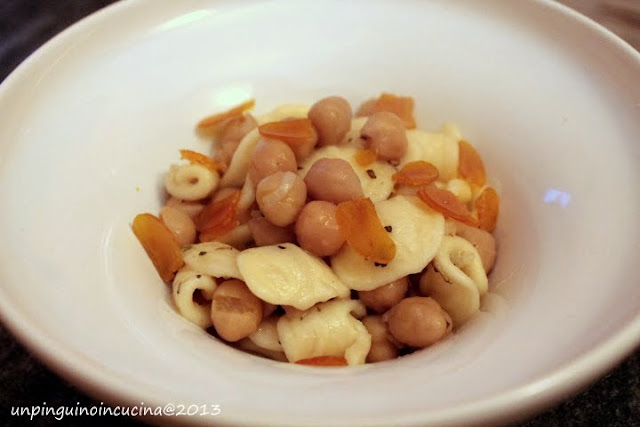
[0,0,639,425]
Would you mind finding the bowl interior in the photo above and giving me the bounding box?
[0,0,639,425]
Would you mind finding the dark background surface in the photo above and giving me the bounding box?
[0,1,638,425]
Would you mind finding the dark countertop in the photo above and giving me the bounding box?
[0,1,638,425]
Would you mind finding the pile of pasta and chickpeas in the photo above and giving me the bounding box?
[132,93,499,366]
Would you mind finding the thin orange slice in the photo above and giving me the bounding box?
[475,187,499,232]
[295,356,348,366]
[354,148,377,166]
[258,118,317,145]
[179,149,226,173]
[393,161,439,186]
[417,184,479,227]
[132,213,184,282]
[196,99,255,129]
[336,198,396,264]
[458,140,486,186]
[372,93,416,129]
[196,190,241,241]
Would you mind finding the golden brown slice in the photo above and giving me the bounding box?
[336,197,396,265]
[132,213,184,282]
[458,140,486,186]
[474,186,499,232]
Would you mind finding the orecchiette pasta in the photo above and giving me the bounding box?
[237,243,350,310]
[277,299,370,365]
[182,241,243,279]
[402,126,459,181]
[165,163,219,201]
[331,195,444,291]
[172,266,216,328]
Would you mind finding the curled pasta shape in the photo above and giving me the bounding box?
[182,241,243,279]
[420,235,488,326]
[249,317,283,352]
[172,266,217,328]
[277,299,371,365]
[165,163,219,201]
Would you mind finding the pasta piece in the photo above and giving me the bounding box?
[298,145,395,203]
[249,317,283,352]
[172,266,216,328]
[420,235,488,326]
[220,128,261,188]
[331,195,444,291]
[401,126,459,181]
[235,338,288,362]
[236,243,350,310]
[277,299,371,366]
[165,163,219,201]
[256,103,310,125]
[182,241,242,279]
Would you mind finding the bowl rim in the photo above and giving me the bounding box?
[0,0,639,425]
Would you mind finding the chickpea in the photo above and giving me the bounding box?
[362,316,398,363]
[211,279,263,342]
[304,158,363,203]
[159,206,196,246]
[358,277,409,314]
[256,171,307,227]
[360,111,408,162]
[248,216,295,246]
[385,297,452,348]
[454,221,497,273]
[217,114,257,165]
[249,138,297,185]
[164,197,204,219]
[308,96,352,146]
[295,201,344,257]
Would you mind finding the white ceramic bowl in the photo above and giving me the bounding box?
[0,0,639,425]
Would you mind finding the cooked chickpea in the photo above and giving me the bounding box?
[360,111,408,162]
[249,138,297,185]
[159,206,196,246]
[308,96,352,146]
[217,114,257,165]
[164,197,204,219]
[362,316,398,363]
[454,221,497,273]
[210,279,263,342]
[385,297,452,348]
[248,216,295,246]
[295,201,344,257]
[304,158,363,203]
[358,277,409,314]
[256,171,307,227]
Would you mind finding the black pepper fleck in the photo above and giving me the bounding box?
[198,251,207,256]
[278,245,286,249]
[366,169,377,179]
[196,274,202,279]
[384,225,392,232]
[374,262,387,267]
